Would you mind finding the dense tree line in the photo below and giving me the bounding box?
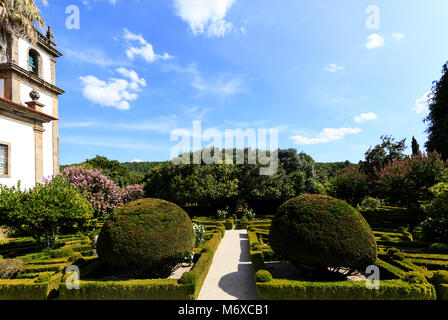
[143,148,341,215]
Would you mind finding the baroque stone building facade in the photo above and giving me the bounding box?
[0,27,64,188]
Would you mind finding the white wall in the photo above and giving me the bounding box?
[0,118,35,189]
[18,38,52,83]
[20,83,54,179]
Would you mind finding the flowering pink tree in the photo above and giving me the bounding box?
[376,152,447,209]
[63,166,122,217]
[121,184,145,204]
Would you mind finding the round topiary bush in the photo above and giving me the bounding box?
[269,194,377,270]
[97,198,195,273]
[255,270,273,283]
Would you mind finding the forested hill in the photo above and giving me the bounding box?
[121,161,163,175]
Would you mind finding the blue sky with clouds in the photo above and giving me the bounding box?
[37,0,448,164]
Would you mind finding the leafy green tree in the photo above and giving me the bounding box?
[84,155,132,187]
[360,135,407,177]
[425,62,448,160]
[144,161,239,215]
[412,136,421,156]
[144,148,311,215]
[0,176,94,248]
[421,182,448,218]
[328,167,369,206]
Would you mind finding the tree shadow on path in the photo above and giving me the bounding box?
[217,233,258,300]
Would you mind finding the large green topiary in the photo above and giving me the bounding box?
[270,194,377,270]
[97,198,195,273]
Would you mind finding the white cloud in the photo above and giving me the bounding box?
[79,68,146,110]
[132,159,143,163]
[116,67,147,88]
[173,0,235,37]
[354,112,378,123]
[164,63,247,97]
[289,128,362,145]
[324,63,344,73]
[392,32,405,40]
[366,33,384,50]
[413,92,431,114]
[123,29,173,63]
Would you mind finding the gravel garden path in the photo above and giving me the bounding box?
[197,228,259,300]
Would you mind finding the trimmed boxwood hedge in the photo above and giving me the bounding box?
[225,218,234,230]
[256,279,436,300]
[0,272,62,300]
[59,231,223,300]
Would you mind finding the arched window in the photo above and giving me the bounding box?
[28,49,39,76]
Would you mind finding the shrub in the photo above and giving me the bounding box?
[69,252,83,263]
[63,166,123,218]
[120,184,145,204]
[420,217,448,243]
[255,270,273,283]
[97,198,195,273]
[270,194,377,271]
[403,272,428,285]
[0,258,23,279]
[225,218,234,230]
[193,223,206,247]
[360,197,381,210]
[35,272,52,283]
[178,271,197,285]
[241,216,249,229]
[50,247,74,259]
[216,209,228,221]
[243,208,256,221]
[256,279,436,300]
[328,167,369,206]
[232,214,237,221]
[422,182,448,218]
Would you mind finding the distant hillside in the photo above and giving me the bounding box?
[121,161,164,175]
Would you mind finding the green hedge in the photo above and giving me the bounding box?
[59,277,193,300]
[0,272,62,300]
[408,258,448,271]
[256,279,436,300]
[248,230,264,272]
[359,206,420,229]
[188,232,222,298]
[59,232,223,300]
[375,258,407,279]
[224,218,234,230]
[438,284,448,300]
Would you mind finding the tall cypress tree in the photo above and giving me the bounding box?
[411,136,421,156]
[425,62,448,159]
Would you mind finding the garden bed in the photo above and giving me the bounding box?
[59,230,223,300]
[247,220,442,300]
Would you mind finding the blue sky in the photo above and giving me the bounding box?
[37,0,448,164]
